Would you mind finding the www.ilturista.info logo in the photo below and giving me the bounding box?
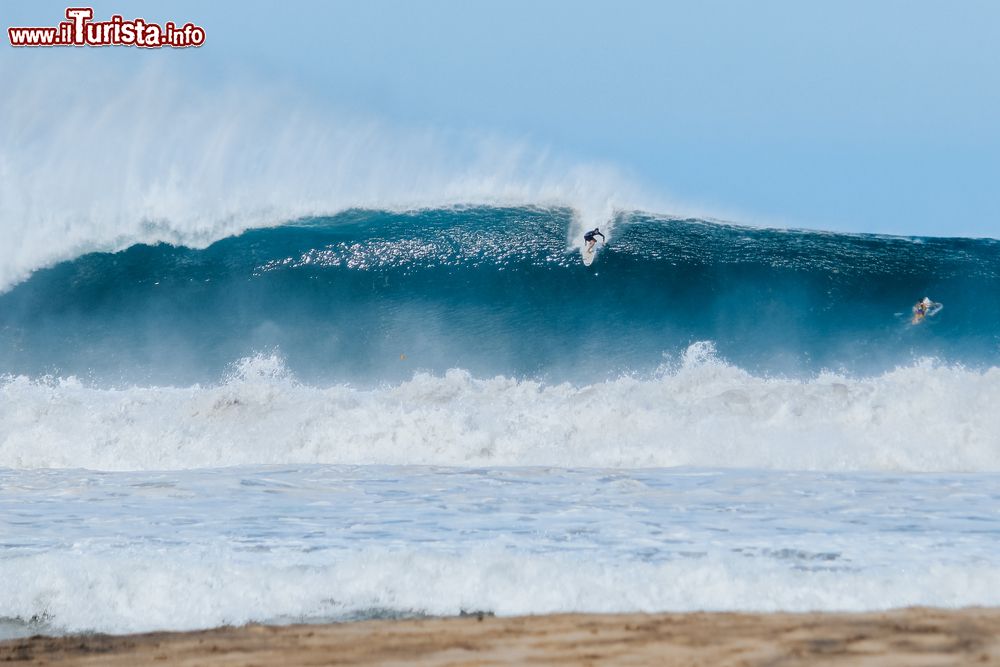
[8,7,205,48]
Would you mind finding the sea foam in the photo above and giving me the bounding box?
[6,546,998,635]
[3,345,998,472]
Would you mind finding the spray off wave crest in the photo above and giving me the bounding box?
[0,62,660,292]
[3,344,999,473]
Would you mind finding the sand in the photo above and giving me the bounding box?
[2,608,999,666]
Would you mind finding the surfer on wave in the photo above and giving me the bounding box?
[584,227,605,252]
[911,296,941,325]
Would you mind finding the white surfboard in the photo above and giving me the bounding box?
[581,242,603,266]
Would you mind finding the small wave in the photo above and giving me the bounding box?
[5,545,999,635]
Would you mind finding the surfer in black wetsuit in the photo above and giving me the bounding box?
[584,227,605,251]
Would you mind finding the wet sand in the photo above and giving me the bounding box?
[2,608,999,666]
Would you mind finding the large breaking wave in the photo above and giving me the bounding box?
[1,207,998,385]
[0,64,657,292]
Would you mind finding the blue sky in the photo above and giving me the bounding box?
[4,1,999,237]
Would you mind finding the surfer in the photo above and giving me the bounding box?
[584,227,605,251]
[911,296,938,324]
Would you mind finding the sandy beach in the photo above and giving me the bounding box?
[3,608,999,666]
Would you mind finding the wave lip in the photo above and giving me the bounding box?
[3,345,999,473]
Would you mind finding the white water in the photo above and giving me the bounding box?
[2,465,998,636]
[1,345,998,473]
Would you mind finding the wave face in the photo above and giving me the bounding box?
[1,207,998,386]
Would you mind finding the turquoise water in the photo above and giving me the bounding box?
[2,207,998,385]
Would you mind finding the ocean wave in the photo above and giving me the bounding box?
[2,208,998,384]
[0,64,658,293]
[2,345,998,472]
